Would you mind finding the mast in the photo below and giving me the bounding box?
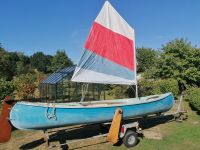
[134,30,138,98]
[135,84,138,98]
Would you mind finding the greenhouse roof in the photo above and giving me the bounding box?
[42,65,76,84]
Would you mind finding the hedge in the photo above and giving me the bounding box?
[185,87,200,112]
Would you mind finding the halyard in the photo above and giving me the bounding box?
[0,101,200,150]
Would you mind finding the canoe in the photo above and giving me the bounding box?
[10,93,174,130]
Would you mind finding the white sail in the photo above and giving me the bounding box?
[72,1,136,85]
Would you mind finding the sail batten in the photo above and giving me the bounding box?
[71,1,136,85]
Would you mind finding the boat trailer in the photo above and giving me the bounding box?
[43,108,143,148]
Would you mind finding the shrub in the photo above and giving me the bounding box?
[138,79,179,98]
[185,87,200,112]
[13,73,37,99]
[107,85,129,99]
[0,79,15,100]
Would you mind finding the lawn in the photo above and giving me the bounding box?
[0,101,200,150]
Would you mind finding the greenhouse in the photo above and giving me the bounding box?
[39,65,106,102]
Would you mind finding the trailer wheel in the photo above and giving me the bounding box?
[123,130,138,148]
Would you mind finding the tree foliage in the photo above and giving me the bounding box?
[51,50,73,72]
[136,47,158,73]
[0,50,31,80]
[0,51,17,80]
[30,52,52,73]
[150,38,200,88]
[15,52,31,75]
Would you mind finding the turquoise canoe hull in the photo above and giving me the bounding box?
[10,93,174,130]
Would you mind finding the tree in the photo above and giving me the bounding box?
[157,38,200,87]
[51,50,73,72]
[16,53,31,75]
[0,50,32,80]
[136,47,158,73]
[30,52,52,73]
[0,51,18,80]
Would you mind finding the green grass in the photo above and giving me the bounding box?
[132,122,200,150]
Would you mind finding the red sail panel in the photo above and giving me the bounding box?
[84,22,135,70]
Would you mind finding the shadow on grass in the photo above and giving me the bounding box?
[121,114,175,130]
[139,115,175,129]
[19,138,45,149]
[19,114,175,150]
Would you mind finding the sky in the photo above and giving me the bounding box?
[0,0,200,63]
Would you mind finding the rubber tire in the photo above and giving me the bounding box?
[123,130,138,148]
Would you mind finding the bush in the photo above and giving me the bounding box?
[185,87,200,112]
[13,73,37,99]
[106,85,129,99]
[138,79,179,98]
[0,79,15,100]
